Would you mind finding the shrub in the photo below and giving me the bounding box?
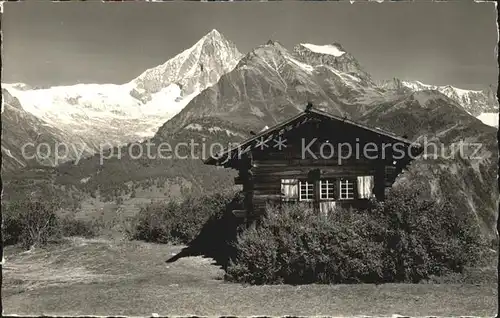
[226,203,386,284]
[380,187,484,282]
[226,187,485,285]
[2,197,100,249]
[2,201,25,246]
[2,199,62,249]
[129,200,181,244]
[59,216,101,238]
[224,223,280,284]
[173,192,232,242]
[129,190,241,245]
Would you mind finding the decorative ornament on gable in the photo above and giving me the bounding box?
[305,102,314,112]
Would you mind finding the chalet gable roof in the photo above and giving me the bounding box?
[204,106,422,166]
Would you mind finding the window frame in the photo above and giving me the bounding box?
[319,179,335,200]
[339,178,355,200]
[299,180,314,202]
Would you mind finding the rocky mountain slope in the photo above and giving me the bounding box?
[293,42,374,82]
[380,78,498,125]
[1,29,242,171]
[156,40,392,140]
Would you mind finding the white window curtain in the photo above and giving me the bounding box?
[357,175,374,199]
[281,179,298,201]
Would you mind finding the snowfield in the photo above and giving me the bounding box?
[300,43,346,57]
[3,82,195,139]
[477,112,499,127]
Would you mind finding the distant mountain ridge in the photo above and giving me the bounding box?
[379,78,498,121]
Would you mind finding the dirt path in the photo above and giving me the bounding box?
[2,238,497,316]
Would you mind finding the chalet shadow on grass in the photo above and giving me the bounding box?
[204,104,423,224]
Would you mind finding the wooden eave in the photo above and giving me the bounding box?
[203,107,423,167]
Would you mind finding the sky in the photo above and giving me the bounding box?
[2,1,498,90]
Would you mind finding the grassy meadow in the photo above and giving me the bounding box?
[2,237,497,316]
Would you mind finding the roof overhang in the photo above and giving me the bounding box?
[203,107,424,167]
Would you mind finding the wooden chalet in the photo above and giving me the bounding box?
[203,104,423,223]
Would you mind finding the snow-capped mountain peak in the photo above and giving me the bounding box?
[2,30,243,169]
[207,28,221,36]
[130,29,242,103]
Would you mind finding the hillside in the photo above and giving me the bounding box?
[1,89,93,171]
[360,90,498,239]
